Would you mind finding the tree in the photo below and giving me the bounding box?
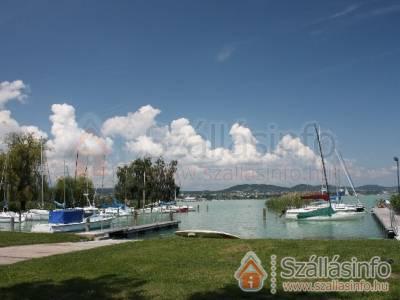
[3,133,46,212]
[115,157,179,208]
[53,176,95,208]
[390,194,400,214]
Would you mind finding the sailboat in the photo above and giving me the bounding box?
[74,159,100,217]
[99,164,133,217]
[31,208,113,233]
[285,124,365,221]
[334,149,365,212]
[26,140,49,221]
[0,153,26,223]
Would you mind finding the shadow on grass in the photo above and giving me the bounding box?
[0,274,147,300]
[189,284,341,300]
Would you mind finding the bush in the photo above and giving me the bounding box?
[390,194,400,214]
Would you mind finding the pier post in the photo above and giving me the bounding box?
[85,218,90,232]
[134,210,138,225]
[10,217,15,232]
[197,204,200,212]
[263,208,266,220]
[169,211,173,221]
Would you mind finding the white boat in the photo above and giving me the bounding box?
[0,211,25,223]
[31,209,113,233]
[25,209,49,221]
[175,230,240,239]
[83,205,100,217]
[103,206,133,216]
[285,125,365,221]
[285,203,365,221]
[31,216,113,233]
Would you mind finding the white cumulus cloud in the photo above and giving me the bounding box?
[0,110,47,149]
[47,103,113,158]
[0,80,27,109]
[102,105,160,140]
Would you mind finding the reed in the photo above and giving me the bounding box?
[265,192,311,212]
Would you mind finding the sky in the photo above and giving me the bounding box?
[1,0,400,190]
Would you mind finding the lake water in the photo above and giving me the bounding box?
[172,196,385,239]
[1,195,385,239]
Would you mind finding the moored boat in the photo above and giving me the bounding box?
[25,209,49,221]
[285,125,365,221]
[31,208,113,233]
[0,211,25,223]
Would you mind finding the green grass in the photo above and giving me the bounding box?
[0,238,399,299]
[0,232,86,247]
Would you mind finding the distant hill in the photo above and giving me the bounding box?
[220,184,289,193]
[356,185,394,193]
[183,184,395,194]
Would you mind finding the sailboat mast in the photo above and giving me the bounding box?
[335,149,361,204]
[40,139,44,208]
[142,170,146,209]
[314,124,330,204]
[63,159,66,207]
[101,155,105,197]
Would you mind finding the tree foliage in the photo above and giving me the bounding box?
[53,176,95,208]
[0,133,47,211]
[390,194,400,214]
[115,157,179,208]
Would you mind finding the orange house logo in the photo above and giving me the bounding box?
[234,251,268,292]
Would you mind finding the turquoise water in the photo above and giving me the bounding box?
[172,195,385,239]
[0,195,385,239]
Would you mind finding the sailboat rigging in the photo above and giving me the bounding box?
[285,124,365,221]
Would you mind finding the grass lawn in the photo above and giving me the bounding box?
[0,238,399,299]
[0,232,86,247]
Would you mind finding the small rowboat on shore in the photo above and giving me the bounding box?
[175,229,240,239]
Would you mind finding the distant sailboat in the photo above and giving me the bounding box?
[26,139,49,221]
[344,187,350,196]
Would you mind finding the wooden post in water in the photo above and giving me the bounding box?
[263,208,266,220]
[85,218,90,232]
[134,210,138,225]
[197,204,200,212]
[169,211,173,221]
[10,217,15,232]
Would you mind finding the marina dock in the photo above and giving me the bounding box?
[77,220,181,239]
[371,207,399,239]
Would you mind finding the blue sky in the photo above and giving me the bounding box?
[1,0,400,188]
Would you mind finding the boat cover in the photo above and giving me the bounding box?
[297,205,335,219]
[49,209,84,224]
[301,193,329,201]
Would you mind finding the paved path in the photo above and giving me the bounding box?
[0,239,133,265]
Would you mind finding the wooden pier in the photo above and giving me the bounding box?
[371,207,399,239]
[77,220,181,239]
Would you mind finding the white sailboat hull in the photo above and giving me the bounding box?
[25,209,49,221]
[0,212,25,223]
[103,207,133,216]
[285,204,365,221]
